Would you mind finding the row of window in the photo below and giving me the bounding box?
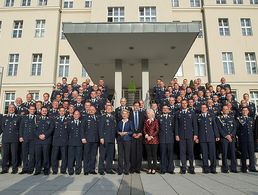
[4,0,93,8]
[219,18,254,36]
[5,52,257,79]
[6,54,88,77]
[175,52,257,77]
[171,0,258,7]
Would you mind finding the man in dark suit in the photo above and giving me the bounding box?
[67,110,83,175]
[19,105,37,174]
[237,107,258,173]
[216,105,237,173]
[34,107,54,175]
[175,99,198,174]
[81,106,99,175]
[158,105,176,174]
[98,105,116,175]
[243,93,256,119]
[197,104,220,174]
[129,101,145,173]
[0,104,20,174]
[51,107,69,174]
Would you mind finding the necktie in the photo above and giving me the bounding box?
[134,112,138,130]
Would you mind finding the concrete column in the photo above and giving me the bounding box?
[115,59,122,108]
[141,59,149,105]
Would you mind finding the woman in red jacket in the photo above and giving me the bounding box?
[143,109,159,174]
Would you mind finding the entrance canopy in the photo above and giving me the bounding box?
[63,22,199,88]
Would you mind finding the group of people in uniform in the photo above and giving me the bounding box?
[0,76,257,175]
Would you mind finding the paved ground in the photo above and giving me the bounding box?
[0,172,257,195]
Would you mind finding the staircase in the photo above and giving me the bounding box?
[122,89,142,106]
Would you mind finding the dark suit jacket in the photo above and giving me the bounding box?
[129,111,145,134]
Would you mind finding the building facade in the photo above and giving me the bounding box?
[0,0,258,112]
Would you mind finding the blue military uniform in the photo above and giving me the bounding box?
[34,116,54,175]
[74,103,84,113]
[158,113,175,173]
[0,114,20,173]
[48,109,59,119]
[175,109,198,173]
[197,112,219,173]
[67,119,83,175]
[98,113,116,173]
[81,114,99,174]
[19,114,37,173]
[51,116,69,174]
[237,116,257,172]
[216,114,237,172]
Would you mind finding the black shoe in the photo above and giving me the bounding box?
[189,170,195,174]
[19,171,27,174]
[11,171,18,174]
[160,171,165,174]
[124,172,129,175]
[118,172,122,175]
[99,171,105,175]
[34,172,40,175]
[249,169,258,172]
[27,171,34,174]
[203,170,209,174]
[52,172,57,175]
[90,171,97,175]
[180,170,186,174]
[106,170,115,174]
[69,172,74,176]
[241,169,247,173]
[84,172,89,175]
[75,172,81,175]
[44,172,49,175]
[231,170,238,173]
[135,170,141,174]
[211,171,217,174]
[168,171,175,174]
[61,171,67,175]
[0,170,8,174]
[222,170,229,173]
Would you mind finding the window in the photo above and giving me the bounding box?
[29,91,39,101]
[172,0,179,7]
[250,0,258,4]
[139,7,156,22]
[190,0,200,7]
[64,0,73,8]
[107,7,125,22]
[31,54,42,76]
[85,0,92,8]
[175,65,183,77]
[4,92,15,114]
[241,18,252,36]
[82,66,88,77]
[222,52,235,75]
[12,20,23,38]
[5,0,14,7]
[250,91,258,113]
[233,0,243,4]
[21,0,31,6]
[35,19,45,38]
[245,53,257,74]
[8,54,19,76]
[218,18,230,36]
[38,0,47,6]
[194,55,206,76]
[216,0,226,4]
[59,56,69,77]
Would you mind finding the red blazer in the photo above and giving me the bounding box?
[143,119,159,144]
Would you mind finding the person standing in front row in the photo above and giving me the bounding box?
[175,99,198,174]
[117,110,134,175]
[143,109,159,174]
[98,105,117,175]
